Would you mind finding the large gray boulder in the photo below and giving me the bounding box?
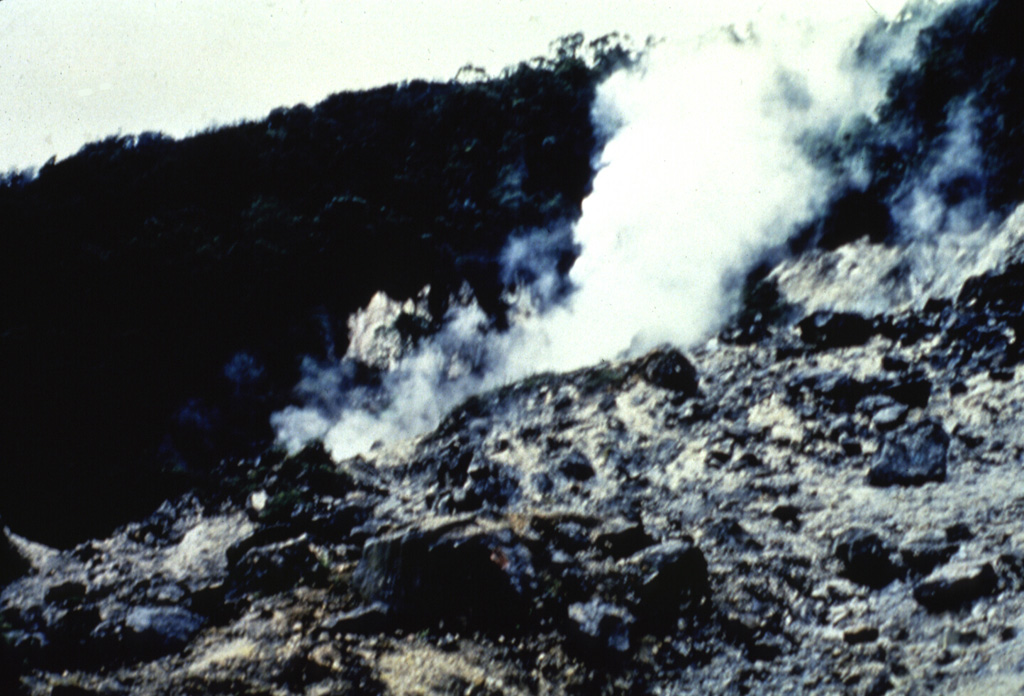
[868,420,950,487]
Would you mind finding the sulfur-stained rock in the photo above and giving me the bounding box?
[0,518,30,586]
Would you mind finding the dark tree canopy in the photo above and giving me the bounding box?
[0,46,626,545]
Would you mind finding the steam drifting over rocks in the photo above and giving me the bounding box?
[5,1,1024,694]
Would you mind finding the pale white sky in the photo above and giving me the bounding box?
[1,0,909,174]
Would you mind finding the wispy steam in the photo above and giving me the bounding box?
[775,80,1014,318]
[273,4,965,460]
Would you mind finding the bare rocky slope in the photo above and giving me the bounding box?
[5,2,1024,693]
[5,206,1024,695]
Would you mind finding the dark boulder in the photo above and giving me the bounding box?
[881,354,911,372]
[353,517,535,631]
[559,451,596,482]
[881,314,936,347]
[44,581,87,608]
[945,523,974,542]
[771,504,802,529]
[225,525,300,566]
[834,528,902,589]
[803,371,875,413]
[450,459,520,511]
[885,377,932,409]
[900,535,959,576]
[306,499,374,543]
[626,539,709,625]
[637,347,699,396]
[228,533,328,595]
[913,564,998,613]
[797,311,875,349]
[320,603,390,636]
[592,520,656,559]
[868,420,950,487]
[957,261,1024,316]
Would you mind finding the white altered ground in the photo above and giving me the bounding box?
[775,201,1024,317]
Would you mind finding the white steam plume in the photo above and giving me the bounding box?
[273,4,930,460]
[774,79,1015,318]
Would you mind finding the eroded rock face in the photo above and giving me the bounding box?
[345,288,434,372]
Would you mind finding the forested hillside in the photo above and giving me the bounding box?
[0,41,628,545]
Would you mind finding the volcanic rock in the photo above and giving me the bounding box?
[797,311,876,349]
[592,519,656,559]
[626,539,709,624]
[834,528,903,589]
[868,420,950,487]
[913,563,999,613]
[5,9,1024,693]
[900,533,960,576]
[353,517,534,630]
[123,605,206,656]
[637,347,699,396]
[885,376,932,408]
[559,450,596,481]
[227,533,329,595]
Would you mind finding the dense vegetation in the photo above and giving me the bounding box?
[801,0,1024,250]
[874,0,1024,210]
[0,39,632,545]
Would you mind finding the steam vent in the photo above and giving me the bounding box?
[4,1,1024,693]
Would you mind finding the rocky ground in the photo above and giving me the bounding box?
[5,204,1024,695]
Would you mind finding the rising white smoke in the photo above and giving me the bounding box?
[774,74,1015,317]
[273,3,952,460]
